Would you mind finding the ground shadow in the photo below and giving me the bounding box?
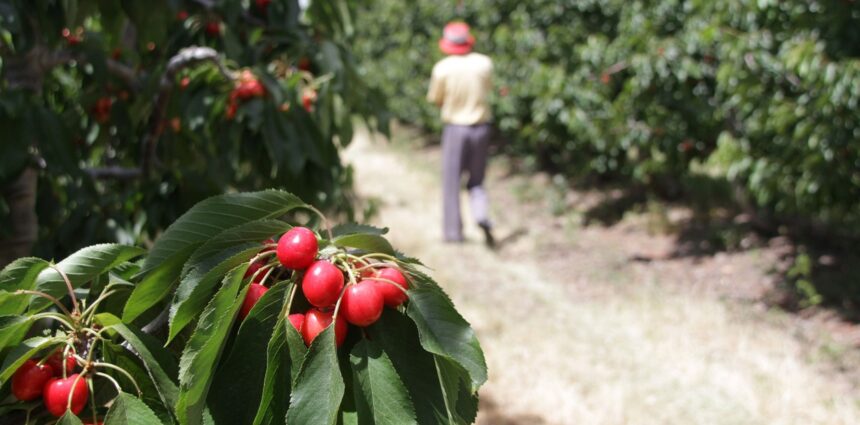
[495,227,529,249]
[571,172,860,325]
[479,394,547,425]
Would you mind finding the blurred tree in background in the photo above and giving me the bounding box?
[0,0,386,263]
[354,0,860,238]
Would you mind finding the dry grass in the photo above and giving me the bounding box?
[344,128,860,425]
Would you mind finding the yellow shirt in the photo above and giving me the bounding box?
[427,53,493,125]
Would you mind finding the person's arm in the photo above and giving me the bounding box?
[426,65,445,107]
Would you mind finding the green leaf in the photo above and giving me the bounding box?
[406,286,487,391]
[332,234,395,255]
[175,267,246,425]
[109,322,179,419]
[123,244,199,323]
[104,392,164,425]
[57,410,85,425]
[167,245,259,342]
[435,356,478,424]
[367,310,450,424]
[0,336,64,384]
[209,281,288,425]
[287,326,345,425]
[0,257,50,314]
[0,315,33,349]
[184,219,290,272]
[30,244,145,312]
[251,308,307,425]
[331,223,389,237]
[349,339,418,425]
[100,342,174,424]
[141,190,306,275]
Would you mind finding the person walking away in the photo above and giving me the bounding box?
[426,22,495,247]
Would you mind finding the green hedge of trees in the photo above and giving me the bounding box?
[355,0,860,235]
[0,0,385,261]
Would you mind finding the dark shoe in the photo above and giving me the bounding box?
[478,222,495,248]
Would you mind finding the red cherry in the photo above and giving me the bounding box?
[341,281,384,326]
[11,360,53,401]
[372,268,409,307]
[177,10,189,21]
[247,80,265,97]
[225,100,238,120]
[235,79,265,99]
[298,57,311,72]
[46,352,77,377]
[179,77,191,90]
[92,97,112,124]
[62,28,82,45]
[302,260,344,308]
[276,227,318,269]
[205,22,221,37]
[288,313,305,332]
[255,0,272,11]
[43,374,89,417]
[302,91,316,112]
[244,260,264,279]
[301,308,347,347]
[239,283,269,321]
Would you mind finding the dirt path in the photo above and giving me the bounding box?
[343,128,860,425]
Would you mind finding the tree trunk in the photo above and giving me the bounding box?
[0,168,38,268]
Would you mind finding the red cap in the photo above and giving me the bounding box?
[438,22,474,55]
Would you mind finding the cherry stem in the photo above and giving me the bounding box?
[14,290,73,317]
[304,205,333,241]
[249,263,275,286]
[331,286,346,322]
[66,373,87,413]
[50,265,79,316]
[259,266,277,285]
[87,377,98,425]
[358,252,407,269]
[81,290,119,322]
[333,256,358,286]
[93,362,142,396]
[95,371,123,396]
[30,312,75,331]
[61,345,75,378]
[280,272,299,320]
[368,276,410,296]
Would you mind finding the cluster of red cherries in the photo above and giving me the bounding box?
[11,350,91,419]
[240,227,409,347]
[225,70,267,120]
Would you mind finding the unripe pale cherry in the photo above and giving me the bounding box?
[11,360,53,401]
[341,281,384,326]
[301,308,347,347]
[302,260,344,307]
[372,267,409,307]
[43,374,89,417]
[239,283,269,321]
[277,227,318,269]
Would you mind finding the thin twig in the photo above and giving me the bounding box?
[50,265,79,315]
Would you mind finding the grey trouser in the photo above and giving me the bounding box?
[441,123,492,241]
